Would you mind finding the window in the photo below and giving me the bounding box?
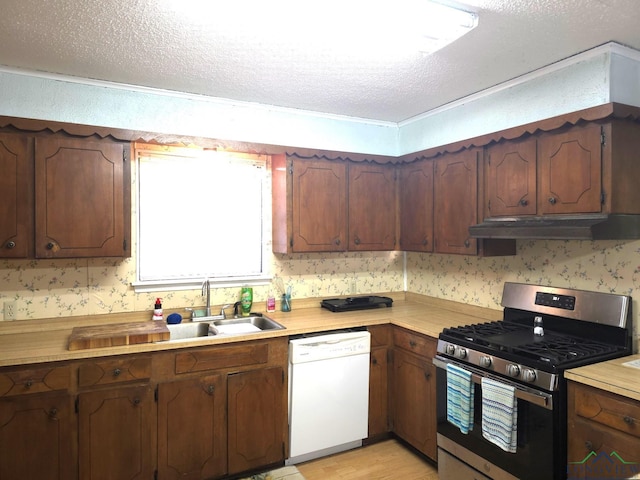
[133,145,271,292]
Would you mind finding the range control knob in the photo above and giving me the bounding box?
[522,369,537,383]
[507,364,520,377]
[479,356,492,368]
[446,344,456,355]
[456,347,467,359]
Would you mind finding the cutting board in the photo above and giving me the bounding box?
[68,321,170,350]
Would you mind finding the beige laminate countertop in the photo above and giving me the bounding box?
[0,293,501,368]
[565,354,640,402]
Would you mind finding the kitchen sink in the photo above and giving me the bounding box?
[166,315,285,341]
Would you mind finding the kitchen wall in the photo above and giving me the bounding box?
[408,239,640,350]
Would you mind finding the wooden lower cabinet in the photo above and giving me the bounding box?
[78,384,156,480]
[567,381,640,479]
[368,325,391,439]
[0,392,76,480]
[228,367,286,475]
[157,374,227,480]
[392,328,437,460]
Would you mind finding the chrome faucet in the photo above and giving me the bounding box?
[202,278,211,317]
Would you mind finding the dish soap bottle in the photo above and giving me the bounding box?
[240,287,253,317]
[266,291,276,313]
[152,298,163,321]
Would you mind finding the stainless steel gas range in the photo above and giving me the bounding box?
[434,282,632,480]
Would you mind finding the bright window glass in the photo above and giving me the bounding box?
[134,146,270,291]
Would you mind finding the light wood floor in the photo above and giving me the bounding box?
[296,439,439,480]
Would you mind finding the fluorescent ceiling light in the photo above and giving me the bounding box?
[416,1,479,54]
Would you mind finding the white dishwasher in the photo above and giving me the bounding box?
[286,330,370,465]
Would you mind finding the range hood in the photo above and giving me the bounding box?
[469,214,640,240]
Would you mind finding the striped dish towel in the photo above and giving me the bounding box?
[481,377,518,453]
[446,363,474,434]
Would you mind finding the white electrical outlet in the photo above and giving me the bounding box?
[4,301,16,321]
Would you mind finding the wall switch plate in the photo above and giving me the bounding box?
[3,301,16,321]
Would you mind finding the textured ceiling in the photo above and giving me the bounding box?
[1,0,640,123]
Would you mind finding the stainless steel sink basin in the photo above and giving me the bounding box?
[167,321,211,340]
[167,315,285,341]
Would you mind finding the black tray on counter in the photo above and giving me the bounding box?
[320,295,393,312]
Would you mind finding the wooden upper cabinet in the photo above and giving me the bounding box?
[0,133,31,258]
[34,137,131,258]
[434,149,479,255]
[348,163,397,251]
[538,123,603,215]
[272,155,347,253]
[485,137,537,217]
[399,160,434,252]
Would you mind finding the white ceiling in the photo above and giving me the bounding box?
[1,0,640,123]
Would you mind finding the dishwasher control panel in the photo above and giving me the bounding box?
[289,331,371,364]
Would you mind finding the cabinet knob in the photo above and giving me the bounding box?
[49,408,58,419]
[207,385,215,395]
[6,241,16,249]
[113,368,121,377]
[133,398,141,406]
[424,370,431,380]
[548,197,557,205]
[354,237,361,245]
[464,240,470,248]
[372,357,378,366]
[46,242,55,250]
[24,380,33,389]
[623,415,634,425]
[422,238,428,246]
[334,238,341,246]
[409,340,417,348]
[585,440,593,451]
[519,199,528,206]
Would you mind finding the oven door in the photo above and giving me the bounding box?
[434,356,563,480]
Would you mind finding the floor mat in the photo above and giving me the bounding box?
[240,465,305,480]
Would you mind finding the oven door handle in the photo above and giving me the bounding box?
[433,356,553,410]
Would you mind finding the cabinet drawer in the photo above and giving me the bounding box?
[78,356,151,387]
[393,327,436,358]
[573,383,640,438]
[369,324,391,347]
[0,365,71,396]
[175,342,269,374]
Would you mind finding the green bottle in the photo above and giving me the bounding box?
[240,287,253,317]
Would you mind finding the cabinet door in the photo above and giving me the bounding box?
[399,160,433,252]
[78,385,155,480]
[392,348,436,460]
[434,149,478,255]
[0,392,76,480]
[348,163,396,251]
[0,134,31,258]
[292,158,347,252]
[485,138,537,217]
[538,124,603,215]
[227,367,286,475]
[368,347,390,438]
[35,137,129,258]
[157,375,226,480]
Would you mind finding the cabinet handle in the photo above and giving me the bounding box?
[6,241,16,249]
[207,385,215,395]
[585,440,593,451]
[623,415,634,425]
[548,197,557,205]
[464,240,470,248]
[424,370,431,380]
[372,357,378,366]
[519,199,528,206]
[113,368,121,377]
[49,408,58,419]
[46,242,55,250]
